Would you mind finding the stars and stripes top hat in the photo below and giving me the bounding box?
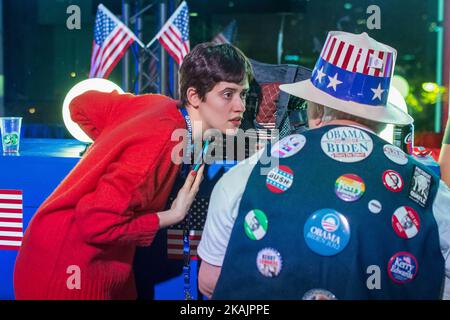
[280,31,413,125]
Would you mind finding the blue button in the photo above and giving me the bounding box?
[388,252,418,284]
[304,209,351,256]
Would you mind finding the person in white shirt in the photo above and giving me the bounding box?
[198,31,450,300]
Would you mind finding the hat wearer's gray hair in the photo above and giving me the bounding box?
[307,101,387,134]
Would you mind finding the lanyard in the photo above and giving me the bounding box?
[179,107,193,178]
[179,107,210,175]
[179,107,193,156]
[178,107,209,300]
[179,107,193,299]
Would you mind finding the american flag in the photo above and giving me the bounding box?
[89,4,141,78]
[154,1,190,65]
[212,20,237,45]
[0,190,23,251]
[167,196,208,260]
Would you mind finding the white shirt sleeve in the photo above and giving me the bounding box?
[432,180,450,299]
[197,150,263,266]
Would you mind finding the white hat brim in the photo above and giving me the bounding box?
[280,80,413,126]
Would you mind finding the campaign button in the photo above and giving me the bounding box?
[391,206,420,239]
[320,126,373,163]
[335,174,365,202]
[383,144,408,165]
[303,209,351,256]
[302,289,337,300]
[409,166,432,208]
[368,199,382,214]
[388,252,418,284]
[244,209,268,240]
[266,165,294,193]
[271,134,306,158]
[382,170,404,192]
[256,248,283,277]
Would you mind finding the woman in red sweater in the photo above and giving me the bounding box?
[13,43,253,299]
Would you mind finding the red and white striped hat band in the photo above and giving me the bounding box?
[320,33,395,78]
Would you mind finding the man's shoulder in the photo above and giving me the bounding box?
[215,149,265,193]
[228,149,264,174]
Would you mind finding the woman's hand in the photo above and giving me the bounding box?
[157,165,205,228]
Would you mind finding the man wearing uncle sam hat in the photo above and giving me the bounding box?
[197,31,450,300]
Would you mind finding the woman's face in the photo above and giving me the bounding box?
[197,80,249,135]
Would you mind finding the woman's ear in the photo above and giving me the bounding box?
[186,87,201,108]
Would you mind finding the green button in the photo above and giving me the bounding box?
[244,209,268,240]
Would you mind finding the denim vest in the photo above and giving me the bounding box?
[213,125,444,300]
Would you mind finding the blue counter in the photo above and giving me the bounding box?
[0,139,85,299]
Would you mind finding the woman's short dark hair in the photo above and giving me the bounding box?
[179,42,253,106]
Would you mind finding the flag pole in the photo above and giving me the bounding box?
[146,36,158,49]
[99,3,145,48]
[133,36,145,49]
[145,0,187,48]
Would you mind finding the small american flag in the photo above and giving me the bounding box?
[155,1,190,65]
[0,190,23,251]
[167,197,208,260]
[212,20,237,45]
[89,4,140,78]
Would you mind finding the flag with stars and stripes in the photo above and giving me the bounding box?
[167,196,208,260]
[89,4,141,79]
[154,1,190,65]
[0,190,23,250]
[308,32,396,107]
[212,20,237,45]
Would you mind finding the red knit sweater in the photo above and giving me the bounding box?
[14,91,185,299]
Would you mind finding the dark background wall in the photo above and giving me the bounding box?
[1,0,441,133]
